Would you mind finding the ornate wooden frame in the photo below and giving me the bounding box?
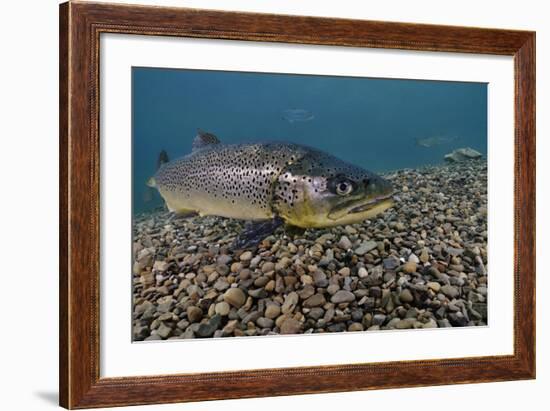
[59,1,536,408]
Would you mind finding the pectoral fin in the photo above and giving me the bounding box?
[233,217,284,250]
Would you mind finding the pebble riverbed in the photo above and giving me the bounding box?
[132,160,488,341]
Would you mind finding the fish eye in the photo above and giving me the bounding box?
[336,180,353,196]
[328,175,357,196]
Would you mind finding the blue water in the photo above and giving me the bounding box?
[132,67,487,213]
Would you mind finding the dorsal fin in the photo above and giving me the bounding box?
[192,129,220,152]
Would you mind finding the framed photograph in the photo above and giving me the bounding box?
[59,1,535,408]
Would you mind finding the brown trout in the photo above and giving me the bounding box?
[148,131,393,247]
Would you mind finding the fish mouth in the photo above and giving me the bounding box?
[328,192,394,221]
[348,193,394,214]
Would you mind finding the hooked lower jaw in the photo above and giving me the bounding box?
[288,195,394,228]
[327,192,394,221]
[348,193,394,214]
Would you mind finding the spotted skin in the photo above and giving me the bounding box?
[155,142,301,219]
[151,138,393,228]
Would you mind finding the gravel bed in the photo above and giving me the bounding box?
[132,160,488,341]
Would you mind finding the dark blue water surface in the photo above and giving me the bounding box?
[132,67,487,213]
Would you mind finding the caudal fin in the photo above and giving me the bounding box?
[146,150,169,188]
[156,149,169,170]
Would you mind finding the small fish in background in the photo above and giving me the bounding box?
[282,108,315,124]
[415,136,458,148]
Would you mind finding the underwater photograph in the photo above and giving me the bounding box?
[132,67,488,341]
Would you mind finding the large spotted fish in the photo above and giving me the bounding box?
[147,131,393,248]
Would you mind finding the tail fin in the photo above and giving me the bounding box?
[156,150,169,170]
[146,150,169,188]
